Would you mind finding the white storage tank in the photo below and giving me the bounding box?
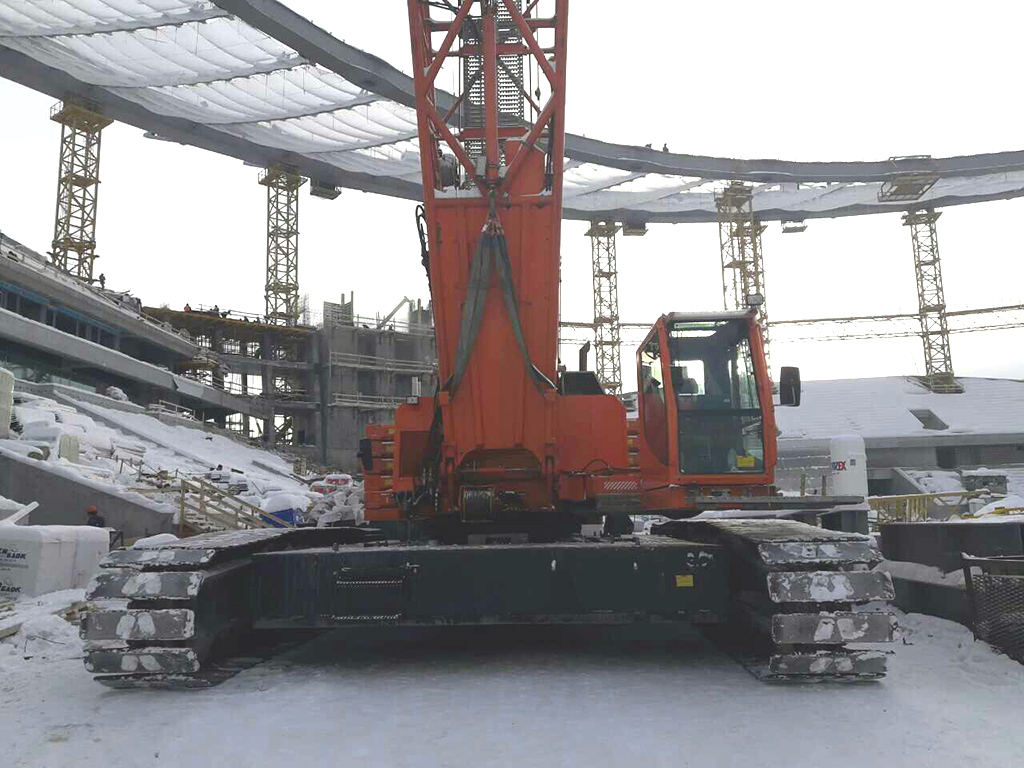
[829,435,869,498]
[0,524,109,599]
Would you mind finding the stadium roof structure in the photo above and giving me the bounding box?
[5,0,1024,223]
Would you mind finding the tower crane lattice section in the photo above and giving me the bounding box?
[716,182,771,373]
[260,166,306,328]
[49,99,112,284]
[586,220,623,395]
[903,208,960,393]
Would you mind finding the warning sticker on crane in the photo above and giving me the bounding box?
[675,574,694,588]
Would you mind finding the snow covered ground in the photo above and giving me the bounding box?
[2,609,1023,767]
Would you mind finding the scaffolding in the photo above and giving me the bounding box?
[716,182,771,369]
[585,220,623,394]
[259,167,306,326]
[49,99,112,283]
[903,209,960,393]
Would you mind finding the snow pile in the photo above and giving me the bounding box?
[0,588,85,671]
[880,559,966,586]
[132,533,179,548]
[909,470,964,495]
[309,482,365,527]
[965,493,1024,522]
[104,386,130,403]
[261,492,317,525]
[962,467,1008,478]
[0,614,82,667]
[0,493,25,519]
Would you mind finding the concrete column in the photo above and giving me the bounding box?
[262,330,275,448]
[315,331,330,466]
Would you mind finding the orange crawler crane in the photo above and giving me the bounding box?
[80,1,895,689]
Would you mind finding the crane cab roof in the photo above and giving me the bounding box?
[664,309,757,325]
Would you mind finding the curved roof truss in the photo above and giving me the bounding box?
[3,0,1024,223]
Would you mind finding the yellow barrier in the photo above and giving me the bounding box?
[868,490,990,525]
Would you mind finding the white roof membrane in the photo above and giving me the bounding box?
[3,0,1024,223]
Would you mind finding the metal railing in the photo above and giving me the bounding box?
[869,490,991,525]
[147,399,197,421]
[329,351,435,374]
[331,393,406,410]
[321,311,434,338]
[127,477,294,534]
[775,453,832,496]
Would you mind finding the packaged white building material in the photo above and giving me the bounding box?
[58,434,81,463]
[0,525,109,599]
[105,386,130,402]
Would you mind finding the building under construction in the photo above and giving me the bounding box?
[144,297,435,469]
[0,228,434,470]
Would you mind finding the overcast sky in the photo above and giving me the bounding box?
[0,1,1022,390]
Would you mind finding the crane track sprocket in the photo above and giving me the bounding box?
[656,518,896,681]
[81,527,376,689]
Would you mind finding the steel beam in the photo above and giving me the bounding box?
[9,2,1024,227]
[212,2,1024,183]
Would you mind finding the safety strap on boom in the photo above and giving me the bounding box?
[447,221,554,396]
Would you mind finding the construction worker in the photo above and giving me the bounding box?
[98,273,106,289]
[86,505,106,528]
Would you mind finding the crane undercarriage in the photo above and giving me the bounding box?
[81,517,895,689]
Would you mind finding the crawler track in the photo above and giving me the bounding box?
[658,518,896,681]
[81,528,374,690]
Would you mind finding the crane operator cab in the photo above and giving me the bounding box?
[637,310,798,484]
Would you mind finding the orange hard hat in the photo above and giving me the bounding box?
[88,505,98,513]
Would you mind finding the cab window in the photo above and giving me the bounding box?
[668,320,764,474]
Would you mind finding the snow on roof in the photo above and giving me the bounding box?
[903,470,965,495]
[776,376,1024,441]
